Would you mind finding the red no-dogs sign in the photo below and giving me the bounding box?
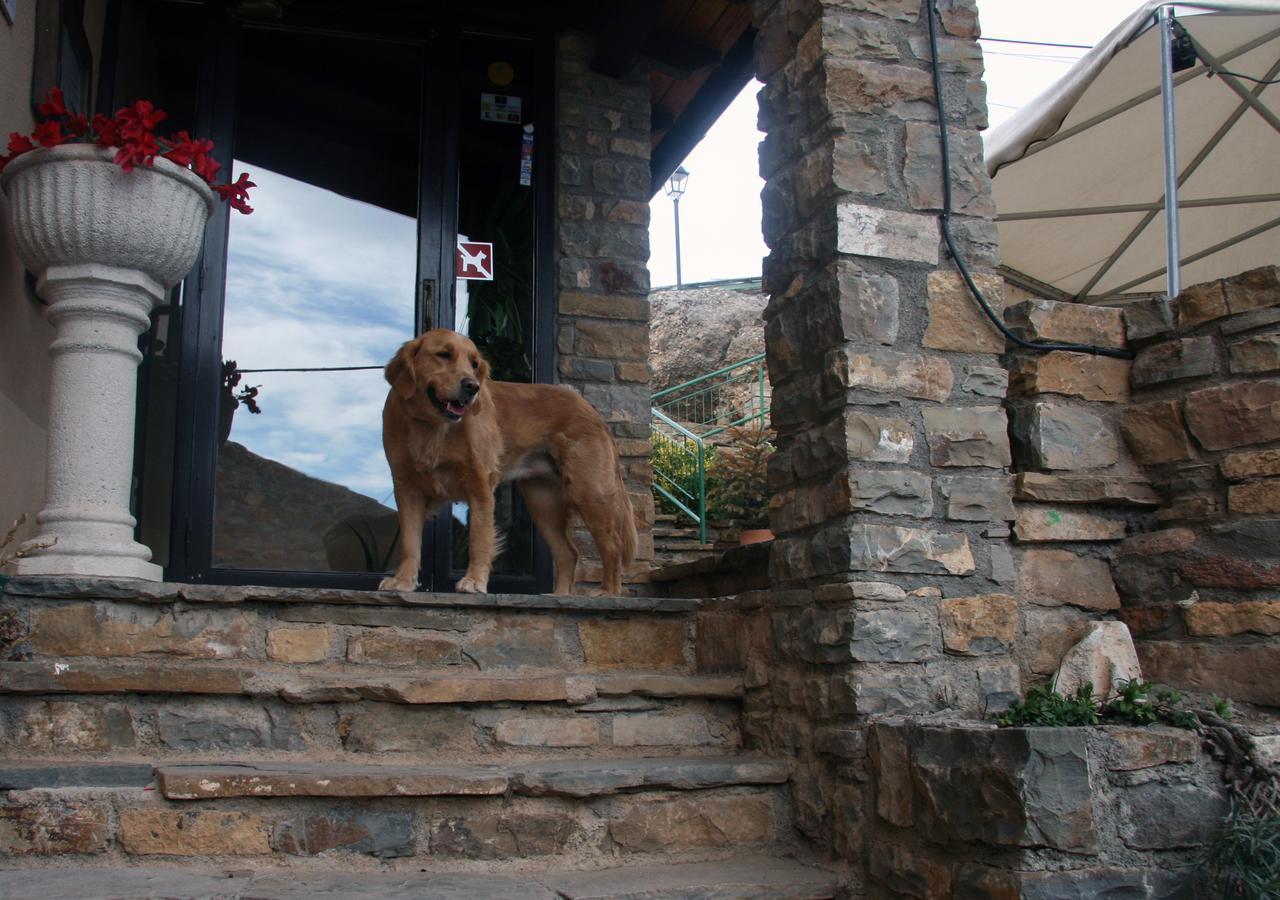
[456,241,494,281]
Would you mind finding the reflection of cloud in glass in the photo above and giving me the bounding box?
[221,165,415,503]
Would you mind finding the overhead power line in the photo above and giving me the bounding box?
[980,36,1094,50]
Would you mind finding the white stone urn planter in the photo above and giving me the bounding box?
[1,144,216,580]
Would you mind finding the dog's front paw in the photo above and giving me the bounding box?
[455,575,487,593]
[378,575,419,592]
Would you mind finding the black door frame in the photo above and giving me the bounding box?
[159,1,556,592]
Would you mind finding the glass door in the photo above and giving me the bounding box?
[143,7,553,591]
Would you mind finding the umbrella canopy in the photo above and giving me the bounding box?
[986,1,1280,301]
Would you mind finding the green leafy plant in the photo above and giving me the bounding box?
[997,684,1100,727]
[1102,679,1199,731]
[650,433,718,522]
[1204,804,1280,899]
[706,422,774,529]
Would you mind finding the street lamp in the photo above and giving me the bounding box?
[665,165,689,288]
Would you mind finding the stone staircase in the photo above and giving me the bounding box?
[651,514,728,568]
[0,576,838,898]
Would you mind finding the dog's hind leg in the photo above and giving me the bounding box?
[518,477,579,595]
[380,480,428,591]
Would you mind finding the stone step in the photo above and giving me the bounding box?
[156,755,791,800]
[1,768,793,865]
[653,539,717,552]
[2,578,701,675]
[0,659,743,704]
[0,855,840,899]
[2,693,744,761]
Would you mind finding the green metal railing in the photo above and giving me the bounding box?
[650,354,769,543]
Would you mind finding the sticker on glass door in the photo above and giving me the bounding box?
[456,241,494,281]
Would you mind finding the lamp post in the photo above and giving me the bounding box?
[665,165,689,287]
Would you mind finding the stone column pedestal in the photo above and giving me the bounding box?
[1,145,215,580]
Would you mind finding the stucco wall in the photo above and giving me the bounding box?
[0,3,109,551]
[0,2,51,549]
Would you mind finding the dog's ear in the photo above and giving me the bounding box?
[385,341,418,401]
[469,356,492,413]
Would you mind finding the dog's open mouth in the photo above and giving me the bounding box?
[427,386,471,422]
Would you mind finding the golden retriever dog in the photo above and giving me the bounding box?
[378,329,637,595]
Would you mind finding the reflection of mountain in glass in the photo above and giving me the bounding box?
[220,165,416,504]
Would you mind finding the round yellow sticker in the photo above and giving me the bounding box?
[488,61,514,86]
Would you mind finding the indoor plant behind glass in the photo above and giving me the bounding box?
[0,89,253,580]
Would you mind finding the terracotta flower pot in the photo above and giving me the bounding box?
[738,528,774,546]
[1,145,215,579]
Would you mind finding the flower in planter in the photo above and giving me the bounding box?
[1,88,254,214]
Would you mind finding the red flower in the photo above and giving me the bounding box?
[7,132,35,156]
[190,140,220,182]
[65,114,89,138]
[115,99,168,142]
[37,87,68,119]
[161,130,197,166]
[113,132,160,172]
[212,171,255,215]
[91,113,119,148]
[32,120,65,148]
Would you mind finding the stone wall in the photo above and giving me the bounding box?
[1114,265,1280,708]
[555,33,656,589]
[1002,297,1154,684]
[864,721,1224,897]
[749,0,1014,880]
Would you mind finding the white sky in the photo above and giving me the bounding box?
[646,0,1134,288]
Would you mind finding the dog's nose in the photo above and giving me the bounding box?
[460,377,480,399]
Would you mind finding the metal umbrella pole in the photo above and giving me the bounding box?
[1159,4,1183,299]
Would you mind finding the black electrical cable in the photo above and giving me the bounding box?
[1175,19,1280,84]
[926,1,1135,361]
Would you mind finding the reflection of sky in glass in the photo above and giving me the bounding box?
[221,165,415,503]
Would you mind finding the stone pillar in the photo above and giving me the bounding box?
[751,0,1012,866]
[555,34,656,589]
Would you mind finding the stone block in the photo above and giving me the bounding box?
[957,866,1198,899]
[1120,399,1196,464]
[1178,279,1228,327]
[494,717,598,748]
[1014,472,1159,506]
[1018,548,1120,610]
[1138,640,1280,706]
[608,794,772,853]
[824,58,936,122]
[1131,336,1217,387]
[0,801,109,854]
[1185,600,1280,636]
[1010,351,1130,402]
[338,706,477,754]
[579,618,686,671]
[1229,332,1280,374]
[871,724,913,827]
[839,348,954,401]
[275,811,414,858]
[611,713,720,747]
[158,708,271,752]
[1223,264,1280,314]
[1229,479,1280,514]
[430,811,586,859]
[836,200,939,264]
[559,291,648,321]
[346,632,464,668]
[848,523,975,575]
[1104,726,1201,771]
[1051,621,1140,700]
[910,725,1098,853]
[1221,448,1280,480]
[797,605,934,664]
[832,669,941,716]
[574,320,647,360]
[939,474,1014,521]
[905,123,994,216]
[1005,298,1126,349]
[837,261,900,345]
[1023,606,1093,676]
[844,411,915,463]
[28,603,253,660]
[962,365,1008,398]
[868,840,952,898]
[1119,781,1227,849]
[1014,403,1120,470]
[846,469,932,518]
[266,626,331,663]
[1123,294,1177,342]
[468,616,570,669]
[977,662,1022,713]
[44,701,109,751]
[1014,507,1126,542]
[922,270,1005,353]
[120,810,271,855]
[1184,381,1280,450]
[940,594,1018,655]
[922,406,1011,468]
